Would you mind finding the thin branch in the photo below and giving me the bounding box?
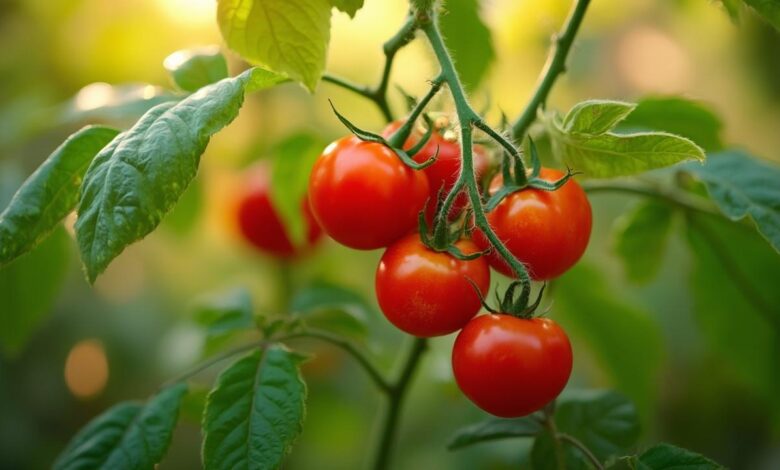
[558,433,605,470]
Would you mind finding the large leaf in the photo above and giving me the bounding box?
[202,345,307,470]
[270,133,326,246]
[290,282,373,337]
[682,150,780,253]
[553,264,663,414]
[164,47,229,92]
[685,213,780,405]
[613,200,675,283]
[75,68,285,282]
[0,225,69,356]
[447,416,542,450]
[638,443,723,469]
[743,0,780,31]
[440,0,494,91]
[330,0,364,17]
[532,390,641,470]
[547,100,705,178]
[0,125,118,266]
[54,383,187,470]
[619,97,724,152]
[217,0,331,92]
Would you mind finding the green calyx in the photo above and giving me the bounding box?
[470,277,547,318]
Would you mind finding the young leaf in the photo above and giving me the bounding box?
[164,47,229,92]
[685,213,780,408]
[638,443,724,469]
[613,200,675,283]
[202,345,307,470]
[0,225,69,357]
[546,100,705,178]
[531,390,640,470]
[682,150,780,253]
[619,97,724,152]
[553,264,663,414]
[290,282,374,337]
[54,383,187,470]
[562,100,637,135]
[447,416,542,450]
[270,133,327,246]
[217,0,331,92]
[440,0,495,91]
[0,125,118,266]
[75,68,284,283]
[742,0,780,31]
[330,0,364,17]
[194,287,254,338]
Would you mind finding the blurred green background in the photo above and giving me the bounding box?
[1,0,780,468]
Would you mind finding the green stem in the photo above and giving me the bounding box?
[420,14,532,285]
[159,340,265,390]
[558,433,604,470]
[511,0,591,140]
[543,407,567,470]
[372,337,428,470]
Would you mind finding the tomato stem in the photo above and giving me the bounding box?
[558,433,605,470]
[511,0,592,140]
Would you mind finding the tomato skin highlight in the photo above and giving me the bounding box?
[382,120,490,221]
[375,234,490,337]
[452,314,573,418]
[236,164,322,258]
[473,168,592,280]
[308,136,430,250]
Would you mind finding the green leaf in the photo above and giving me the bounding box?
[742,0,780,31]
[638,443,724,469]
[440,0,495,91]
[60,84,178,126]
[194,287,254,338]
[685,213,780,405]
[290,282,373,337]
[217,0,332,92]
[613,200,675,283]
[546,100,705,178]
[532,390,641,470]
[0,225,69,356]
[0,125,118,266]
[447,416,542,450]
[682,150,780,253]
[160,176,203,236]
[74,68,282,283]
[720,0,742,21]
[270,133,327,246]
[330,0,364,17]
[54,383,187,470]
[553,264,663,414]
[164,47,229,92]
[562,100,637,135]
[619,97,724,152]
[202,345,307,470]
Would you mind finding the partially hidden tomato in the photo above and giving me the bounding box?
[308,135,430,250]
[375,233,490,337]
[452,314,572,418]
[236,163,322,258]
[382,120,490,222]
[473,168,592,280]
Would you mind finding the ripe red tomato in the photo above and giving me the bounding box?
[452,314,572,417]
[236,163,322,258]
[308,135,429,250]
[375,234,490,337]
[382,120,490,221]
[473,168,592,280]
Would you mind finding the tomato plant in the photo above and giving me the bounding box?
[1,0,779,469]
[452,314,573,418]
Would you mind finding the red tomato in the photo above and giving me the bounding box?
[375,234,490,337]
[473,168,592,280]
[452,314,572,417]
[236,164,322,258]
[308,136,430,250]
[382,120,490,221]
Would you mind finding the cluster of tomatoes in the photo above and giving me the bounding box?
[235,118,592,418]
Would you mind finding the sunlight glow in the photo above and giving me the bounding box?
[156,0,215,26]
[64,339,109,400]
[615,26,692,94]
[74,82,115,111]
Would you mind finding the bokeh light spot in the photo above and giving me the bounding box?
[156,0,215,26]
[615,25,691,94]
[64,339,109,400]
